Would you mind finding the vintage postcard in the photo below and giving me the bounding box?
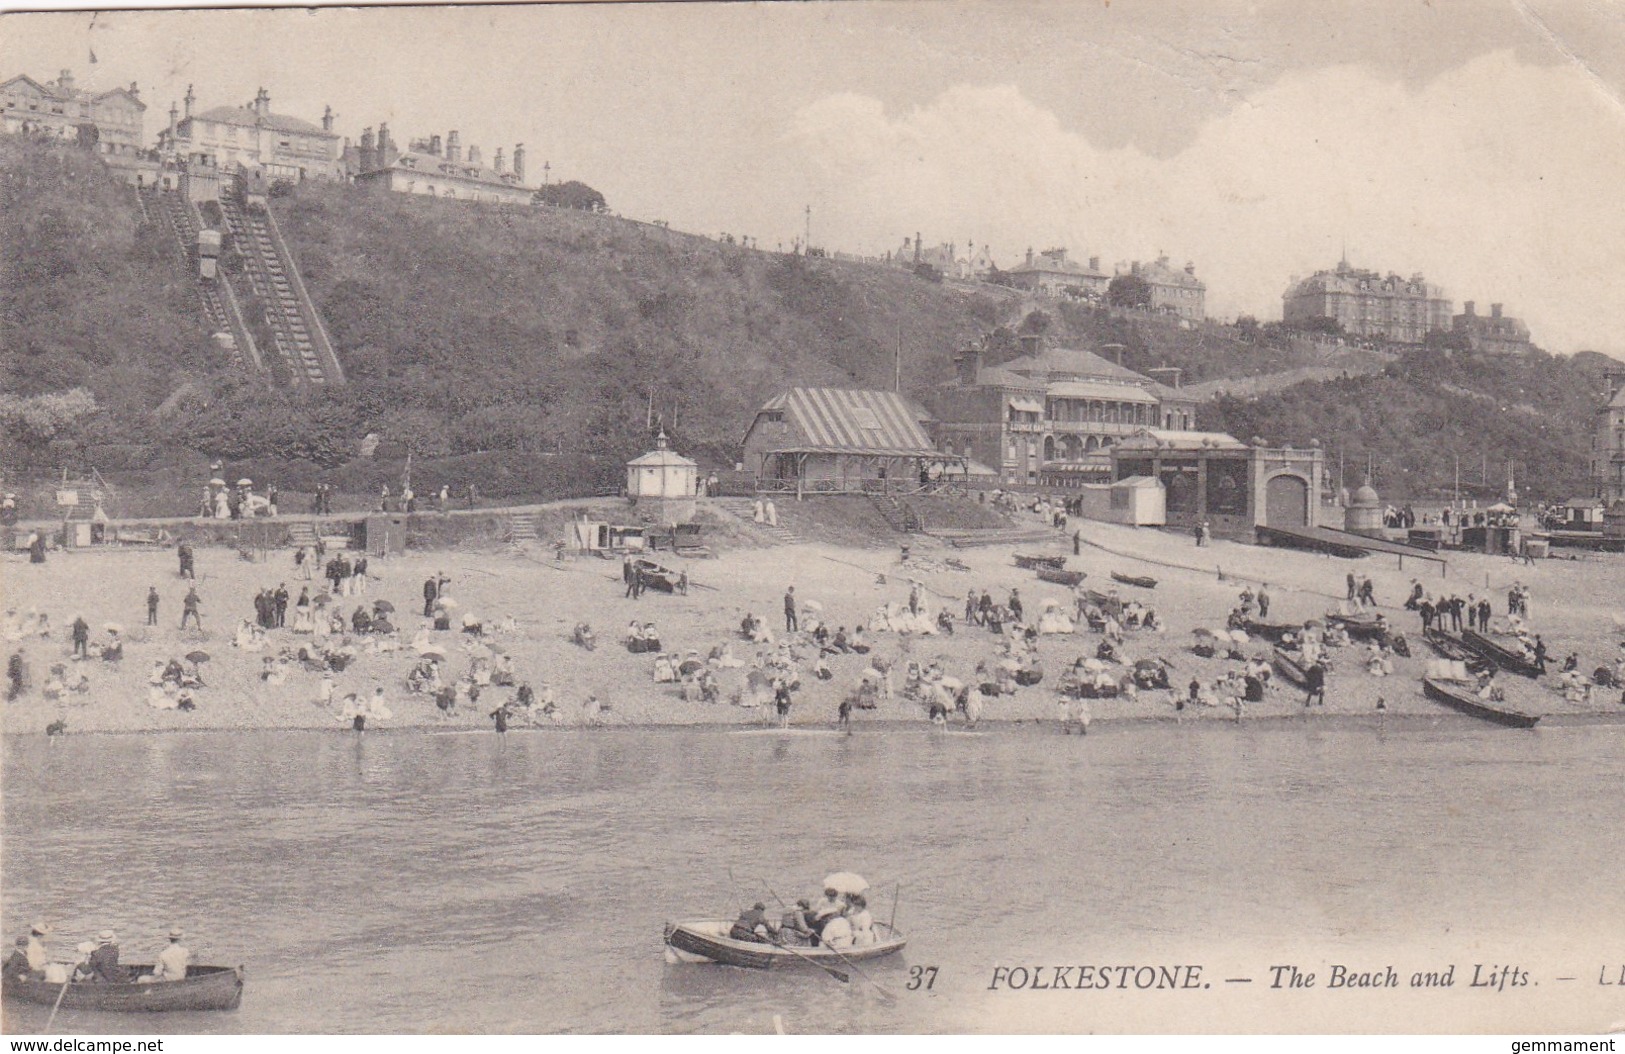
[1,0,1622,1039]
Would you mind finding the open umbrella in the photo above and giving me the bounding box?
[417,647,447,662]
[313,593,331,607]
[372,600,396,614]
[237,478,252,486]
[485,643,506,655]
[436,597,459,609]
[185,650,211,665]
[802,599,824,613]
[937,675,964,692]
[822,872,869,896]
[103,622,124,635]
[208,478,226,486]
[372,619,396,635]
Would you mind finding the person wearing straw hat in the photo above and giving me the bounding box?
[143,928,190,983]
[85,930,128,983]
[24,921,52,972]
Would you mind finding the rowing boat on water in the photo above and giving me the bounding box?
[2,965,244,1012]
[1421,676,1540,728]
[1109,572,1157,590]
[1014,553,1067,570]
[1036,567,1086,587]
[663,919,906,969]
[1461,629,1543,678]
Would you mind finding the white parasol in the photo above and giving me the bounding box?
[208,478,226,486]
[237,478,253,486]
[822,872,869,895]
[801,599,824,613]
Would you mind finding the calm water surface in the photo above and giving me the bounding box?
[3,722,1621,1034]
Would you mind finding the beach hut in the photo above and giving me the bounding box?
[626,432,698,524]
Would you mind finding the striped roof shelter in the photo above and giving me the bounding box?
[749,388,943,457]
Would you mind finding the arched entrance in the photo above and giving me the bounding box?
[1265,474,1310,527]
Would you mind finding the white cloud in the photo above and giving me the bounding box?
[786,52,1625,352]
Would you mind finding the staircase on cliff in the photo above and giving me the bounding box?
[869,493,923,533]
[217,185,345,388]
[709,497,803,545]
[144,186,260,373]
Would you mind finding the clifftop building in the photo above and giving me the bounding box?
[1282,257,1451,344]
[2,69,149,178]
[1125,255,1206,321]
[1452,301,1533,355]
[1005,247,1110,299]
[158,85,343,183]
[887,234,997,280]
[349,124,533,205]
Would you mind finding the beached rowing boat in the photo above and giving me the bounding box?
[1109,572,1157,590]
[1422,628,1491,673]
[1241,618,1299,643]
[1461,629,1543,678]
[2,965,244,1012]
[663,919,906,969]
[1271,647,1310,687]
[1327,611,1388,641]
[1014,553,1068,571]
[1421,676,1540,728]
[1036,567,1086,587]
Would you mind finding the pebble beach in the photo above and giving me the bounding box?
[3,513,1623,737]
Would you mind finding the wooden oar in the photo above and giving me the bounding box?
[765,935,849,984]
[43,976,71,1031]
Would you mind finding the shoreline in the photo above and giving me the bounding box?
[7,707,1625,743]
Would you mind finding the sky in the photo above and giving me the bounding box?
[3,0,1624,354]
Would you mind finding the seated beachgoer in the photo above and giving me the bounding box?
[460,612,484,636]
[730,903,774,943]
[810,888,846,935]
[351,607,373,634]
[848,626,870,654]
[847,894,877,946]
[653,653,676,683]
[642,623,662,652]
[573,623,597,651]
[820,913,854,950]
[780,899,815,944]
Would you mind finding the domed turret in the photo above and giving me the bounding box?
[1347,475,1384,536]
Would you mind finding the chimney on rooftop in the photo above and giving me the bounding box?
[955,341,984,387]
[1088,255,1100,271]
[58,70,74,94]
[1018,333,1042,357]
[1185,261,1195,276]
[377,122,391,158]
[1463,300,1475,316]
[128,81,140,101]
[493,147,505,174]
[1491,303,1503,319]
[1147,366,1183,390]
[513,143,525,183]
[184,84,195,118]
[322,105,334,133]
[914,232,922,265]
[254,88,270,117]
[359,127,375,170]
[429,134,442,157]
[168,101,179,137]
[468,145,481,166]
[447,130,461,163]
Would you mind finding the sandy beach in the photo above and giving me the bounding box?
[3,510,1622,737]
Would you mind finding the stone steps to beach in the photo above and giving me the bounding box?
[709,497,803,545]
[508,513,540,546]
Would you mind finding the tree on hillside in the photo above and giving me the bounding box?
[1107,273,1151,309]
[533,180,608,213]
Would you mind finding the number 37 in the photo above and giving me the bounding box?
[906,965,939,991]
